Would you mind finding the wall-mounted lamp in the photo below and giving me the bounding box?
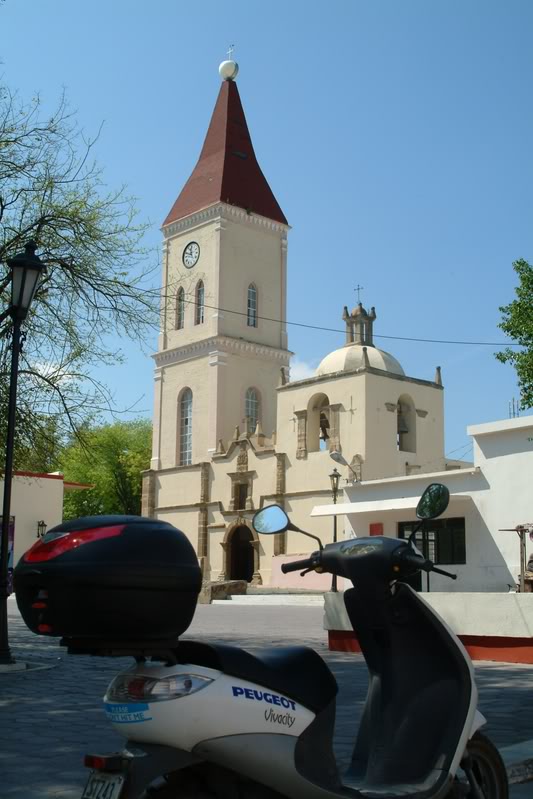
[330,450,360,483]
[36,520,47,538]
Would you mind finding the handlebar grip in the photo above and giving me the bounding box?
[281,558,313,574]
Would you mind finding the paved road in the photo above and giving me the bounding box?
[2,598,533,797]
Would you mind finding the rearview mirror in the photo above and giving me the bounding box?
[416,483,450,520]
[253,505,289,535]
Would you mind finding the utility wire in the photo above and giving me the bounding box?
[169,294,521,348]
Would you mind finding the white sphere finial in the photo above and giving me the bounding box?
[219,59,239,81]
[219,45,238,81]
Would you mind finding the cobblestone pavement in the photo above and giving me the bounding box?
[2,598,533,797]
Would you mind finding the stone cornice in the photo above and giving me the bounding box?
[162,202,290,239]
[154,335,292,368]
[278,366,443,392]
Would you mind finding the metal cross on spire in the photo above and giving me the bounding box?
[227,44,235,60]
[354,284,364,303]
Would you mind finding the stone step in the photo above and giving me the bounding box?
[212,594,326,606]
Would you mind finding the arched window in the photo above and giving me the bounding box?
[247,284,258,327]
[176,287,185,330]
[307,393,330,452]
[245,387,260,433]
[179,388,193,465]
[397,394,416,453]
[195,281,205,325]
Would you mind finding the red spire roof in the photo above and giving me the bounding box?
[163,79,287,226]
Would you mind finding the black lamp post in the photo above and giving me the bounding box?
[0,241,44,665]
[329,467,341,592]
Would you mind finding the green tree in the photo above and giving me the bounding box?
[60,419,152,519]
[0,85,158,467]
[496,259,533,409]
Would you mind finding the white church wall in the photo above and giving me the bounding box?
[157,507,200,553]
[363,373,445,479]
[155,466,204,509]
[284,491,341,551]
[157,358,212,467]
[164,219,219,351]
[218,217,286,349]
[215,356,280,447]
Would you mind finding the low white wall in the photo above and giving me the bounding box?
[0,474,64,567]
[324,590,533,639]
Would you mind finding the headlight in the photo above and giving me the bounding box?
[106,673,213,703]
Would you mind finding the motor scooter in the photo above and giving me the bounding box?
[21,484,509,799]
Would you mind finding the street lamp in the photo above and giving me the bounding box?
[330,450,359,482]
[36,520,47,539]
[0,241,45,665]
[329,467,341,592]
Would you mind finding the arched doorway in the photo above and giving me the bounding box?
[229,525,254,582]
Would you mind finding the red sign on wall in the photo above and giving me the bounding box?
[369,523,383,537]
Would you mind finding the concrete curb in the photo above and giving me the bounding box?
[500,742,533,784]
[507,760,533,785]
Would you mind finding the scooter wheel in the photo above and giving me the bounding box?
[447,732,509,799]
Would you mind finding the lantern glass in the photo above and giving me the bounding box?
[8,241,44,318]
[329,468,341,498]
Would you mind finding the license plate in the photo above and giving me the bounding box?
[81,770,125,799]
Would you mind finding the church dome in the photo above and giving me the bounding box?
[316,344,405,377]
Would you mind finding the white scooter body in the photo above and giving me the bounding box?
[82,486,507,799]
[101,583,488,799]
[104,664,315,748]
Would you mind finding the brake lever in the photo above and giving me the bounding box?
[432,565,457,580]
[300,568,313,577]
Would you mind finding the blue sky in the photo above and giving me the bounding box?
[2,0,532,458]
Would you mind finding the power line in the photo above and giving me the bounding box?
[168,294,521,348]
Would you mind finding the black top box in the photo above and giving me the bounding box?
[14,515,202,645]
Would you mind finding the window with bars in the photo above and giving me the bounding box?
[247,284,257,327]
[245,388,259,434]
[195,281,205,325]
[179,388,193,465]
[398,517,466,565]
[176,287,185,330]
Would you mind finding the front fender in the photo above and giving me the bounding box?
[469,709,487,738]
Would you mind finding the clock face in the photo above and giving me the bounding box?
[183,241,200,268]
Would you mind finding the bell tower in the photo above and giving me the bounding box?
[151,60,291,469]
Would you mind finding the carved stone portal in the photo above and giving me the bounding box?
[219,520,261,584]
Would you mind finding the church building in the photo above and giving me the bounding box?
[142,59,461,586]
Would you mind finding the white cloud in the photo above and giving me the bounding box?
[30,360,75,386]
[290,356,318,382]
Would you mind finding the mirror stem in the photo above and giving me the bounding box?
[287,522,324,551]
[407,520,424,547]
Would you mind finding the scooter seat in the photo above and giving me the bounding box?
[177,641,338,713]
